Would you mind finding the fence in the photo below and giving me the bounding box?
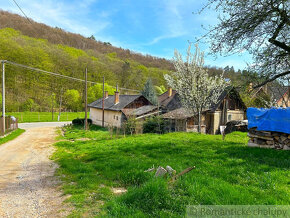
[0,116,18,136]
[6,112,86,123]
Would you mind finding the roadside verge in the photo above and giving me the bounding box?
[0,129,25,146]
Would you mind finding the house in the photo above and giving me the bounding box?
[160,87,247,134]
[158,87,182,113]
[269,85,289,107]
[88,90,155,127]
[250,83,290,107]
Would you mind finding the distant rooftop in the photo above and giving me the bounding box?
[88,95,141,111]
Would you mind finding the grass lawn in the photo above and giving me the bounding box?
[6,112,87,123]
[53,125,290,217]
[0,128,25,146]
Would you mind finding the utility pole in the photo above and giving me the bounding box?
[2,61,5,135]
[102,76,105,127]
[84,68,88,130]
[51,93,55,121]
[58,87,63,121]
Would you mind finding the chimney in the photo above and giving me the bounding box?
[104,91,109,98]
[248,83,253,92]
[264,84,268,94]
[168,87,172,97]
[114,91,119,104]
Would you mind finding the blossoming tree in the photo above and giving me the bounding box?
[164,44,228,133]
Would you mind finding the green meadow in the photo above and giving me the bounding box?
[6,112,86,123]
[53,125,290,217]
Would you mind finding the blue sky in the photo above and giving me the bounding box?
[1,0,252,70]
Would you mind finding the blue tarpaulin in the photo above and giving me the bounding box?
[247,107,290,134]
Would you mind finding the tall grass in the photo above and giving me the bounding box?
[53,126,290,217]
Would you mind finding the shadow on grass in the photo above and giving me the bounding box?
[219,145,290,169]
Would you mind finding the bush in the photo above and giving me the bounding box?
[72,118,92,126]
[143,116,169,134]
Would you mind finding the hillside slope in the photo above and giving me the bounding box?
[0,10,174,71]
[0,28,170,111]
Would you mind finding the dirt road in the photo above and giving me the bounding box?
[0,124,70,217]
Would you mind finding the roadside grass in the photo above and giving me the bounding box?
[53,125,290,217]
[6,112,87,123]
[0,128,25,146]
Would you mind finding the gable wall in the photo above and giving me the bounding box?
[206,109,245,134]
[277,93,290,107]
[90,108,123,128]
[122,96,152,115]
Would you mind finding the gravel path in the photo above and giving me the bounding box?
[18,121,71,129]
[0,126,70,217]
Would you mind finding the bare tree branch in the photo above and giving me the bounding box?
[268,39,290,53]
[253,70,290,89]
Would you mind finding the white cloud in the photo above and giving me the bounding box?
[3,0,110,37]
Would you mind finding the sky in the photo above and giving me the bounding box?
[0,0,252,71]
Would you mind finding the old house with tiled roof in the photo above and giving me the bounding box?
[88,91,156,127]
[160,87,247,134]
[250,83,289,107]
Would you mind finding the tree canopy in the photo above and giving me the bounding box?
[141,78,158,105]
[202,0,289,87]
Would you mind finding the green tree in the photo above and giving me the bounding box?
[22,98,38,112]
[141,78,158,105]
[88,83,115,103]
[63,89,81,111]
[164,44,228,133]
[155,85,166,95]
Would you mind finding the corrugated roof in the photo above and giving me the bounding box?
[88,95,141,111]
[162,108,193,119]
[127,105,158,116]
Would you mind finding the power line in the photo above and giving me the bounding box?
[11,0,33,24]
[2,60,139,92]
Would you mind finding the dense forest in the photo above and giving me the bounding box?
[0,10,174,71]
[0,10,264,112]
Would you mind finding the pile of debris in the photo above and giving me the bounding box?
[224,120,248,134]
[248,128,290,150]
[145,165,195,182]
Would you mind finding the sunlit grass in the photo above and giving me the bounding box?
[53,125,290,217]
[0,128,25,145]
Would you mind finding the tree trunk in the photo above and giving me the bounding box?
[198,110,201,133]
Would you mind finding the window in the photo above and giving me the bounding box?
[228,114,232,121]
[116,116,118,120]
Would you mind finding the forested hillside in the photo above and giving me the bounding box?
[0,10,256,112]
[0,10,174,71]
[0,28,170,112]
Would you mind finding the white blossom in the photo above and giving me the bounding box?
[164,44,229,132]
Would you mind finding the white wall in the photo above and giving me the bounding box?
[89,108,123,128]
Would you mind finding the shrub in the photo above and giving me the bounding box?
[143,116,168,134]
[72,118,92,126]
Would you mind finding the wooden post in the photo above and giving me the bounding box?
[2,61,5,135]
[58,87,63,122]
[102,76,105,127]
[84,68,88,130]
[51,93,54,121]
